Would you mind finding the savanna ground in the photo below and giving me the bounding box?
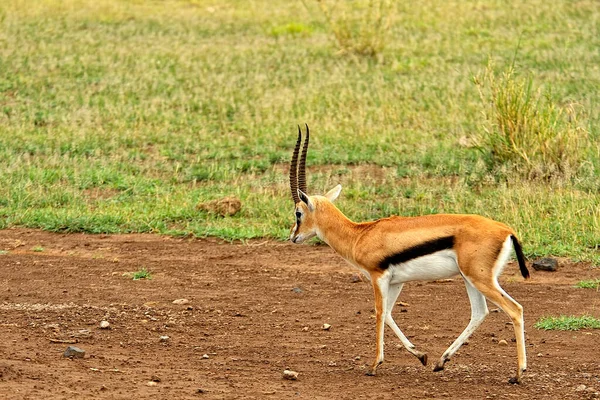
[0,229,599,399]
[1,0,600,398]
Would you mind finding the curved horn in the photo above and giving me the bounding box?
[298,124,309,194]
[289,126,302,204]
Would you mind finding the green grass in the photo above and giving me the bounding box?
[534,315,600,331]
[575,279,600,290]
[0,0,599,264]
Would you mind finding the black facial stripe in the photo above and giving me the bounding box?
[379,236,455,270]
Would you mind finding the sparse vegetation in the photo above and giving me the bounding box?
[534,315,600,331]
[575,279,600,290]
[0,0,599,264]
[130,268,152,281]
[32,246,44,252]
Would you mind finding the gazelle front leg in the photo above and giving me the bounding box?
[366,276,388,376]
[385,283,428,366]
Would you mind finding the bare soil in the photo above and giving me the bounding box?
[0,229,599,399]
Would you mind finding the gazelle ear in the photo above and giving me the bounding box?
[325,184,342,202]
[298,189,315,211]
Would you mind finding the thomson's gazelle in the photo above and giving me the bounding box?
[288,125,530,384]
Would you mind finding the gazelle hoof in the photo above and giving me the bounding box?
[508,376,521,384]
[432,362,445,372]
[417,352,428,366]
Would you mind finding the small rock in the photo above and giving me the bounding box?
[576,384,587,392]
[498,339,508,346]
[292,287,303,294]
[45,323,60,331]
[350,273,363,283]
[159,335,170,343]
[532,258,558,272]
[146,381,158,387]
[283,369,298,380]
[197,388,206,394]
[172,299,190,305]
[99,320,110,329]
[202,354,210,359]
[150,375,161,382]
[355,356,361,360]
[301,326,309,332]
[536,353,544,357]
[322,324,331,331]
[64,346,85,358]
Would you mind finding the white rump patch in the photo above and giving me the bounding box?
[493,235,514,279]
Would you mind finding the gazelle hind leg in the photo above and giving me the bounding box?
[385,283,428,365]
[434,277,488,371]
[475,281,527,384]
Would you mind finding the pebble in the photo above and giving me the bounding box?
[350,273,363,283]
[172,298,190,305]
[576,384,587,392]
[498,339,508,346]
[283,369,298,380]
[99,320,110,329]
[202,354,210,359]
[292,287,303,294]
[146,381,158,387]
[322,324,331,331]
[64,346,86,358]
[159,335,170,343]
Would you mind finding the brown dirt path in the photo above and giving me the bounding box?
[0,229,599,399]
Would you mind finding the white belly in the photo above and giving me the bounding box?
[388,249,460,284]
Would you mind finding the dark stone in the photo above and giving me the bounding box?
[532,258,559,272]
[292,287,303,294]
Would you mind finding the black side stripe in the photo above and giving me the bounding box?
[379,236,455,270]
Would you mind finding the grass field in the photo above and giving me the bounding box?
[0,0,599,263]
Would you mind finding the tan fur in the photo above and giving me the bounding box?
[290,194,528,384]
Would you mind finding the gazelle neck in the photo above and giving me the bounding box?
[315,201,361,261]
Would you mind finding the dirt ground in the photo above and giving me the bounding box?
[0,229,599,399]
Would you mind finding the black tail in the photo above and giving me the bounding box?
[511,235,530,279]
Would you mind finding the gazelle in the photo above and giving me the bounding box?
[288,125,530,384]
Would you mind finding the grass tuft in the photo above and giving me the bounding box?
[130,268,152,281]
[534,315,600,331]
[474,63,588,179]
[575,279,600,290]
[303,0,392,56]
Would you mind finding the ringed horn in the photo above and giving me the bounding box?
[289,124,310,204]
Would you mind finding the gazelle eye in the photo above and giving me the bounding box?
[295,211,302,219]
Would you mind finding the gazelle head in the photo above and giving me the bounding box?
[289,125,342,244]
